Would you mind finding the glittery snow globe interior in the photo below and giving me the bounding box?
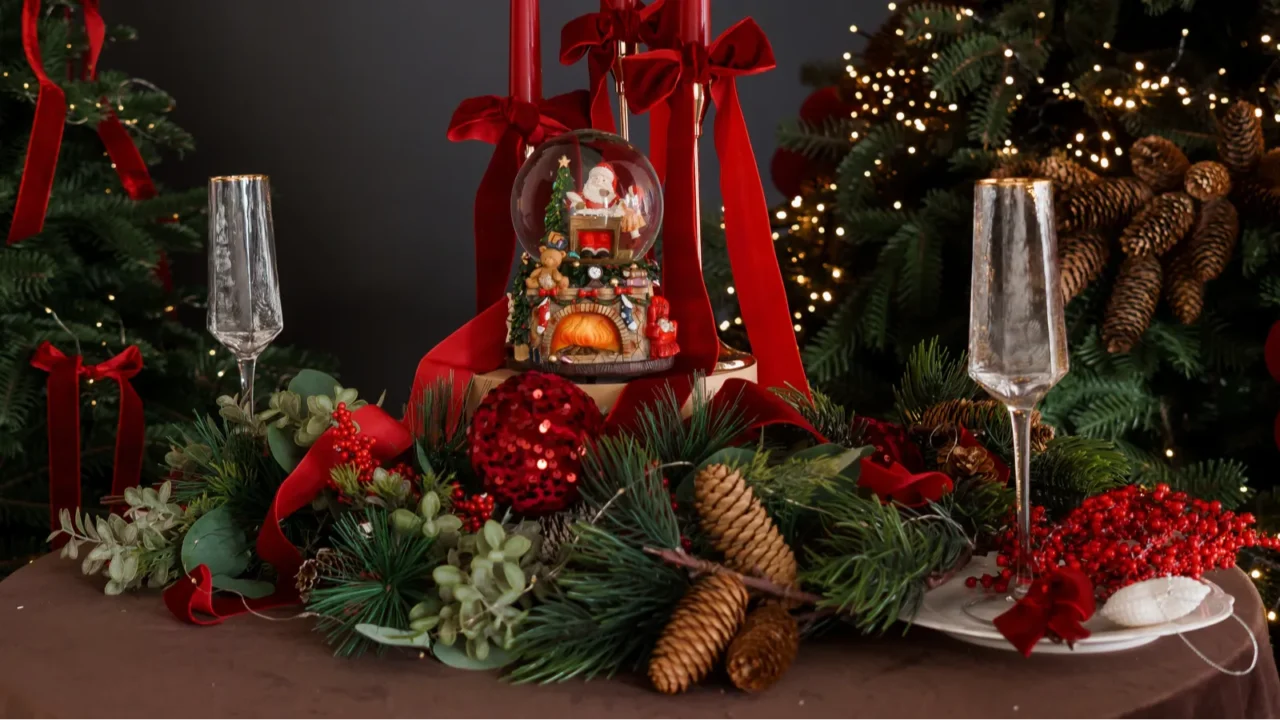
[512,129,662,263]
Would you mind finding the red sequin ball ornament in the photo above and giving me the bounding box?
[469,371,605,515]
[450,484,496,533]
[331,402,378,482]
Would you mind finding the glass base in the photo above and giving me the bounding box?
[962,592,1021,625]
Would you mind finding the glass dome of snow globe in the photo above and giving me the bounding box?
[512,129,663,263]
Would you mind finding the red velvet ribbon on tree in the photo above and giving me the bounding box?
[447,92,590,313]
[9,0,160,244]
[993,568,1096,657]
[620,17,810,398]
[29,342,144,537]
[165,406,411,624]
[559,0,665,134]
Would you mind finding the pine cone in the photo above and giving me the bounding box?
[1189,197,1239,281]
[1218,101,1265,175]
[937,442,1001,485]
[1130,136,1190,192]
[1164,252,1204,325]
[726,604,799,693]
[1103,256,1162,353]
[989,157,1040,180]
[536,507,589,565]
[1233,179,1280,221]
[1184,161,1232,201]
[1118,192,1196,257]
[1059,231,1111,302]
[919,398,1054,452]
[1059,177,1154,233]
[295,559,320,601]
[1037,153,1099,193]
[649,574,749,695]
[1255,148,1280,188]
[694,464,797,589]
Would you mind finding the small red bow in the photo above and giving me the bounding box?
[447,90,588,314]
[616,286,632,295]
[578,288,600,299]
[560,0,665,132]
[994,568,1096,657]
[858,457,953,507]
[30,342,144,536]
[538,288,558,297]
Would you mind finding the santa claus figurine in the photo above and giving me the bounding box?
[566,163,647,257]
[646,296,679,359]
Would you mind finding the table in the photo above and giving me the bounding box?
[1,554,1277,718]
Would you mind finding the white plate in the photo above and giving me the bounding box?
[905,554,1234,654]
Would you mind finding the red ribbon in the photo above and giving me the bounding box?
[621,18,810,397]
[448,91,590,313]
[29,342,144,536]
[560,0,665,133]
[165,405,411,625]
[857,458,953,508]
[993,568,1096,657]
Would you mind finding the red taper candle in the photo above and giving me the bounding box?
[677,0,710,44]
[509,0,541,103]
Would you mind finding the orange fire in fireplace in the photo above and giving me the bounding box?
[550,313,621,353]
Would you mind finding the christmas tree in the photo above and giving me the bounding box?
[0,1,332,573]
[726,0,1280,616]
[544,155,575,248]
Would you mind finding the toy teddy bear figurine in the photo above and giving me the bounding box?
[525,245,570,291]
[646,295,679,359]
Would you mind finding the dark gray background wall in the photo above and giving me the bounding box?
[107,1,887,407]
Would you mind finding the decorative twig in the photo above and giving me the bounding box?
[642,546,824,606]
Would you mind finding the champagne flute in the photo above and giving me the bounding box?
[969,178,1068,599]
[207,175,283,411]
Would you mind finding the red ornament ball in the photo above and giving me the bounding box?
[469,371,604,515]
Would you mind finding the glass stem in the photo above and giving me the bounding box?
[238,356,257,412]
[1008,406,1034,598]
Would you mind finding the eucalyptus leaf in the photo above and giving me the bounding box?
[432,641,515,671]
[288,369,342,405]
[267,425,307,472]
[181,506,250,578]
[354,624,432,648]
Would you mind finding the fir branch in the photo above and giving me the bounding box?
[894,338,978,424]
[777,116,857,162]
[1031,436,1131,518]
[634,377,747,469]
[306,509,435,657]
[579,435,681,549]
[773,386,852,445]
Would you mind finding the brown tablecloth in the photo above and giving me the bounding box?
[0,554,1277,719]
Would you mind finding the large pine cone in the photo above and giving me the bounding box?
[1059,231,1111,302]
[694,464,797,588]
[1255,148,1280,188]
[937,442,1002,485]
[726,604,800,693]
[648,574,749,695]
[1189,198,1239,281]
[1184,161,1232,201]
[1119,192,1196,257]
[1130,136,1190,192]
[1103,256,1162,353]
[1038,153,1099,193]
[1164,252,1205,325]
[1233,179,1280,221]
[1218,101,1265,175]
[1059,177,1154,233]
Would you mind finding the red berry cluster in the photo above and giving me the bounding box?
[331,402,378,483]
[985,484,1280,599]
[451,483,496,533]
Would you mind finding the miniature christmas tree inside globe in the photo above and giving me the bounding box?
[512,129,662,263]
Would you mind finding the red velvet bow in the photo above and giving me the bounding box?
[9,0,159,242]
[993,568,1096,657]
[165,405,411,625]
[618,18,808,398]
[30,342,144,538]
[448,91,589,314]
[857,457,953,508]
[560,0,665,133]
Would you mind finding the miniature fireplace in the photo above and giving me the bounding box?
[545,304,632,357]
